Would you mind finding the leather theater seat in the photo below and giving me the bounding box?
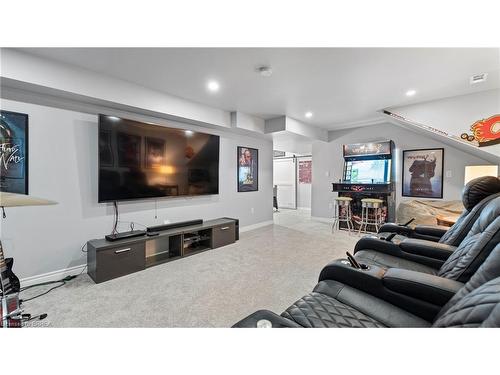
[233,176,500,328]
[233,242,500,328]
[377,176,500,245]
[350,195,500,283]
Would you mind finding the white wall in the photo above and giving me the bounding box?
[311,122,495,219]
[389,89,500,157]
[230,111,265,133]
[0,99,273,280]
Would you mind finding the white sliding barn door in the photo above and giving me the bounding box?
[273,158,297,209]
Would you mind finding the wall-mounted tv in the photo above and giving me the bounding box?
[98,115,219,202]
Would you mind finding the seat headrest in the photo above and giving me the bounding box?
[462,176,500,211]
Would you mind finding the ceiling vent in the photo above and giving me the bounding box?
[470,73,488,84]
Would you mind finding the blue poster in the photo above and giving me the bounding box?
[0,111,28,194]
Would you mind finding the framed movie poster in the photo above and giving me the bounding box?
[237,146,258,192]
[145,137,166,169]
[402,148,444,198]
[298,160,312,184]
[0,110,28,194]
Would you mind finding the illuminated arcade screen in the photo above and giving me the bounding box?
[344,159,391,184]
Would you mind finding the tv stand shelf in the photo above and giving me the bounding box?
[87,218,238,283]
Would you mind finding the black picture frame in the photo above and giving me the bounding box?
[402,148,444,199]
[237,146,258,192]
[0,110,29,194]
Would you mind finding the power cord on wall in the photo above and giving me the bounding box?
[109,201,148,234]
[111,201,119,235]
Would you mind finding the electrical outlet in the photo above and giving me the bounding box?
[325,171,330,177]
[446,170,452,178]
[251,207,255,214]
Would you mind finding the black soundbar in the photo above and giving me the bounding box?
[146,219,203,233]
[105,230,146,242]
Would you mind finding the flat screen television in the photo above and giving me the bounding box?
[98,115,219,202]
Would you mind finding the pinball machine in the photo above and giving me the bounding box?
[332,141,396,231]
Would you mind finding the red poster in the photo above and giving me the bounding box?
[299,160,312,184]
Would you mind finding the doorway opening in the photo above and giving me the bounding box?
[273,152,312,223]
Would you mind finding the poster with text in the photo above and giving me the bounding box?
[0,111,28,194]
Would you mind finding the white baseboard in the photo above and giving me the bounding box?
[240,220,274,232]
[311,216,332,224]
[20,264,87,288]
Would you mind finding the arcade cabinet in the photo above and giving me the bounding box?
[332,141,395,231]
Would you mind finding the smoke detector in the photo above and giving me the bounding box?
[470,73,488,85]
[256,66,273,77]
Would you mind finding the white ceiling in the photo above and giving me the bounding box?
[20,48,500,130]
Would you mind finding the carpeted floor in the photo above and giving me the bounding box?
[23,209,359,327]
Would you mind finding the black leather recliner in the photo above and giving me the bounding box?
[377,176,500,244]
[233,242,500,328]
[348,195,500,283]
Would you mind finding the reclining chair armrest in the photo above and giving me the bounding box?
[354,235,400,254]
[319,259,386,284]
[354,236,449,269]
[378,223,412,236]
[232,310,301,328]
[383,268,464,306]
[414,225,448,239]
[399,239,456,261]
[318,260,460,321]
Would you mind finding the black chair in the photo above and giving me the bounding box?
[349,195,500,283]
[377,176,500,244]
[233,242,500,328]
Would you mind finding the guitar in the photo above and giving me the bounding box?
[1,240,22,328]
[0,241,20,296]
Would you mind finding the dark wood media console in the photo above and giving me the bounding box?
[87,218,237,283]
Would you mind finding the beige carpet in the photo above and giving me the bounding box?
[23,209,358,327]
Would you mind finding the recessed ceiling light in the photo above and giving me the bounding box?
[305,111,313,118]
[406,89,416,97]
[108,116,121,121]
[207,80,220,92]
[185,130,194,136]
[470,73,487,84]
